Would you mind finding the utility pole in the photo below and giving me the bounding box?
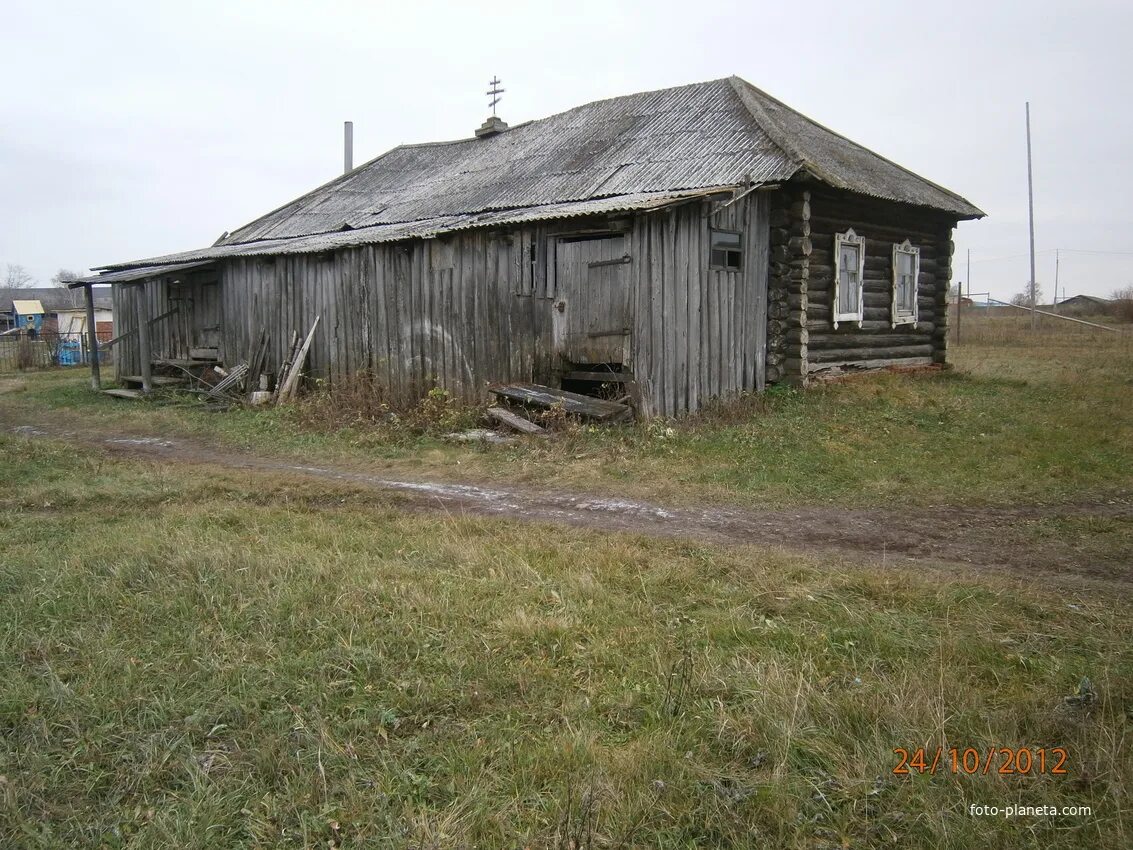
[959,248,970,344]
[1026,102,1038,330]
[1053,248,1060,312]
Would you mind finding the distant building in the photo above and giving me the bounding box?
[1055,294,1111,315]
[0,287,113,338]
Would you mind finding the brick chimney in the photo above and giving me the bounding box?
[475,116,508,138]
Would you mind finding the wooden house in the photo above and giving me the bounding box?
[1,287,113,336]
[76,77,983,416]
[1054,294,1111,316]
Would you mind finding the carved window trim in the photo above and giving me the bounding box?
[832,229,865,329]
[891,239,920,327]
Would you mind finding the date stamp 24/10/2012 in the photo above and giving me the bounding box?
[893,747,1069,777]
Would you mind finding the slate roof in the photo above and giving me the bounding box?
[92,76,983,276]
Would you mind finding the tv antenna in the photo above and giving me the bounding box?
[486,76,505,116]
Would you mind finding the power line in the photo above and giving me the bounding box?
[967,249,1057,264]
[1054,248,1133,257]
[967,248,1133,264]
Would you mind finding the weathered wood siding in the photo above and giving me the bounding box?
[219,232,555,405]
[767,183,955,382]
[629,193,769,417]
[112,267,222,377]
[111,194,770,416]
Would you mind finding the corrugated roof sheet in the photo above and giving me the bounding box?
[76,261,216,285]
[96,77,982,273]
[728,79,983,216]
[93,189,725,272]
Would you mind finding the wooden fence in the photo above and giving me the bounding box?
[0,332,111,372]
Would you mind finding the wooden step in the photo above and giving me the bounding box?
[561,370,634,383]
[488,382,631,422]
[152,358,219,368]
[103,388,145,400]
[487,406,546,435]
[121,375,185,388]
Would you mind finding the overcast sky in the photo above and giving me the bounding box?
[3,0,1131,301]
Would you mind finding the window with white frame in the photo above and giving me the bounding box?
[833,229,865,328]
[891,239,920,326]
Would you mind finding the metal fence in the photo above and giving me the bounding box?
[0,332,112,372]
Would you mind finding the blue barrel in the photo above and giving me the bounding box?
[58,340,82,366]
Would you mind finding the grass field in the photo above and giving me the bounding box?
[2,318,1131,512]
[2,438,1130,848]
[1,320,1131,847]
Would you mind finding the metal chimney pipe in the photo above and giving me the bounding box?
[343,121,354,174]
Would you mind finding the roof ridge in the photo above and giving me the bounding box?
[729,76,982,214]
[727,76,809,177]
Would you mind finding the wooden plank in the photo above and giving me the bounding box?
[488,382,630,421]
[136,284,153,393]
[486,406,546,434]
[684,206,699,413]
[102,388,145,400]
[83,283,101,390]
[649,216,665,416]
[153,357,219,368]
[121,375,185,387]
[277,315,321,402]
[561,370,635,383]
[102,306,179,349]
[672,209,687,413]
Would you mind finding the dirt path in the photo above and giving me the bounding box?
[8,421,1132,587]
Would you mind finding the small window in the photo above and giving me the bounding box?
[892,239,920,326]
[710,229,742,271]
[833,229,865,328]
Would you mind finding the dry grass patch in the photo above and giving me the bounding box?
[0,437,1129,848]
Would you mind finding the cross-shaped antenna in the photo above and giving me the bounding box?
[486,76,505,116]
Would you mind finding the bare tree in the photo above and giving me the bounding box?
[51,269,81,287]
[1110,285,1133,323]
[4,264,35,288]
[1011,282,1043,308]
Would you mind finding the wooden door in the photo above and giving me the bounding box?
[191,280,221,351]
[169,276,221,359]
[552,235,631,365]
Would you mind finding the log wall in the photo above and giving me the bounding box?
[767,185,956,380]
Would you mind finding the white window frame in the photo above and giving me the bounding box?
[891,239,920,327]
[832,229,865,329]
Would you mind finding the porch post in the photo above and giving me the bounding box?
[136,281,153,393]
[83,283,101,390]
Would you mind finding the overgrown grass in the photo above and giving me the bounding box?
[2,321,1131,510]
[1,435,1130,848]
